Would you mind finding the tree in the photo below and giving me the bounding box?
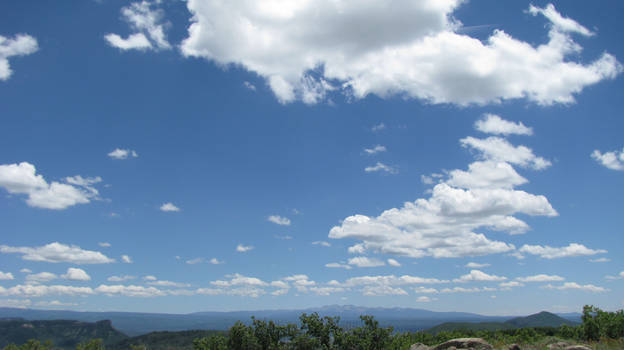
[76,339,104,350]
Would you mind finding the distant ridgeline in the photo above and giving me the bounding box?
[0,306,582,336]
[426,311,578,334]
[0,306,622,350]
[0,319,126,349]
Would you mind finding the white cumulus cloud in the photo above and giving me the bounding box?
[460,137,551,170]
[160,202,180,212]
[236,244,254,252]
[0,162,101,210]
[364,162,397,174]
[364,145,387,155]
[465,262,490,268]
[0,242,114,264]
[591,148,624,171]
[267,215,291,226]
[61,268,91,281]
[454,270,507,282]
[0,271,14,280]
[121,255,133,263]
[516,274,564,282]
[180,2,621,105]
[543,282,608,293]
[0,34,38,81]
[107,148,139,160]
[105,1,170,51]
[475,114,533,136]
[519,243,607,259]
[348,256,385,268]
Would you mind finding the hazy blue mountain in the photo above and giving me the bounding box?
[505,311,578,328]
[426,311,580,334]
[0,306,572,336]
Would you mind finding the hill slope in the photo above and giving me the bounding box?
[505,311,578,328]
[0,319,127,350]
[426,311,580,334]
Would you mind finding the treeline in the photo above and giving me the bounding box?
[3,305,623,350]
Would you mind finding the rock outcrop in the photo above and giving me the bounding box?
[432,338,493,350]
[409,343,431,350]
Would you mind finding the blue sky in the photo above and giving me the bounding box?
[0,0,623,315]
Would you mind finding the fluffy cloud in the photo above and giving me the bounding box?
[0,242,114,264]
[591,148,624,171]
[519,243,607,259]
[543,282,608,293]
[0,162,101,209]
[105,1,170,51]
[364,162,397,174]
[465,262,490,268]
[516,274,564,282]
[95,284,166,297]
[121,255,133,263]
[454,270,507,283]
[180,2,621,105]
[107,148,139,160]
[605,271,624,280]
[199,273,269,298]
[26,272,57,283]
[527,4,594,36]
[364,145,387,155]
[107,275,135,282]
[416,296,436,302]
[475,114,533,136]
[0,34,38,81]
[267,215,291,226]
[387,259,401,267]
[446,161,528,190]
[325,263,351,270]
[0,271,14,280]
[499,281,524,289]
[348,256,385,268]
[61,268,91,281]
[330,120,559,259]
[186,257,203,265]
[209,258,223,265]
[440,286,497,293]
[0,284,94,297]
[236,244,254,252]
[460,137,551,170]
[160,202,180,212]
[330,182,555,258]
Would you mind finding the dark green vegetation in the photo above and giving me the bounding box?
[110,330,226,350]
[427,311,577,334]
[2,306,622,350]
[0,320,125,350]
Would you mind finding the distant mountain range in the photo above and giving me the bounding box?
[426,311,579,334]
[0,306,582,337]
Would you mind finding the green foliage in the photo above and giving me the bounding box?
[76,339,104,350]
[193,335,227,350]
[581,305,624,341]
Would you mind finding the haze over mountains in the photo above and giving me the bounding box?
[0,306,581,336]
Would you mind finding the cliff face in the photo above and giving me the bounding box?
[0,319,128,349]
